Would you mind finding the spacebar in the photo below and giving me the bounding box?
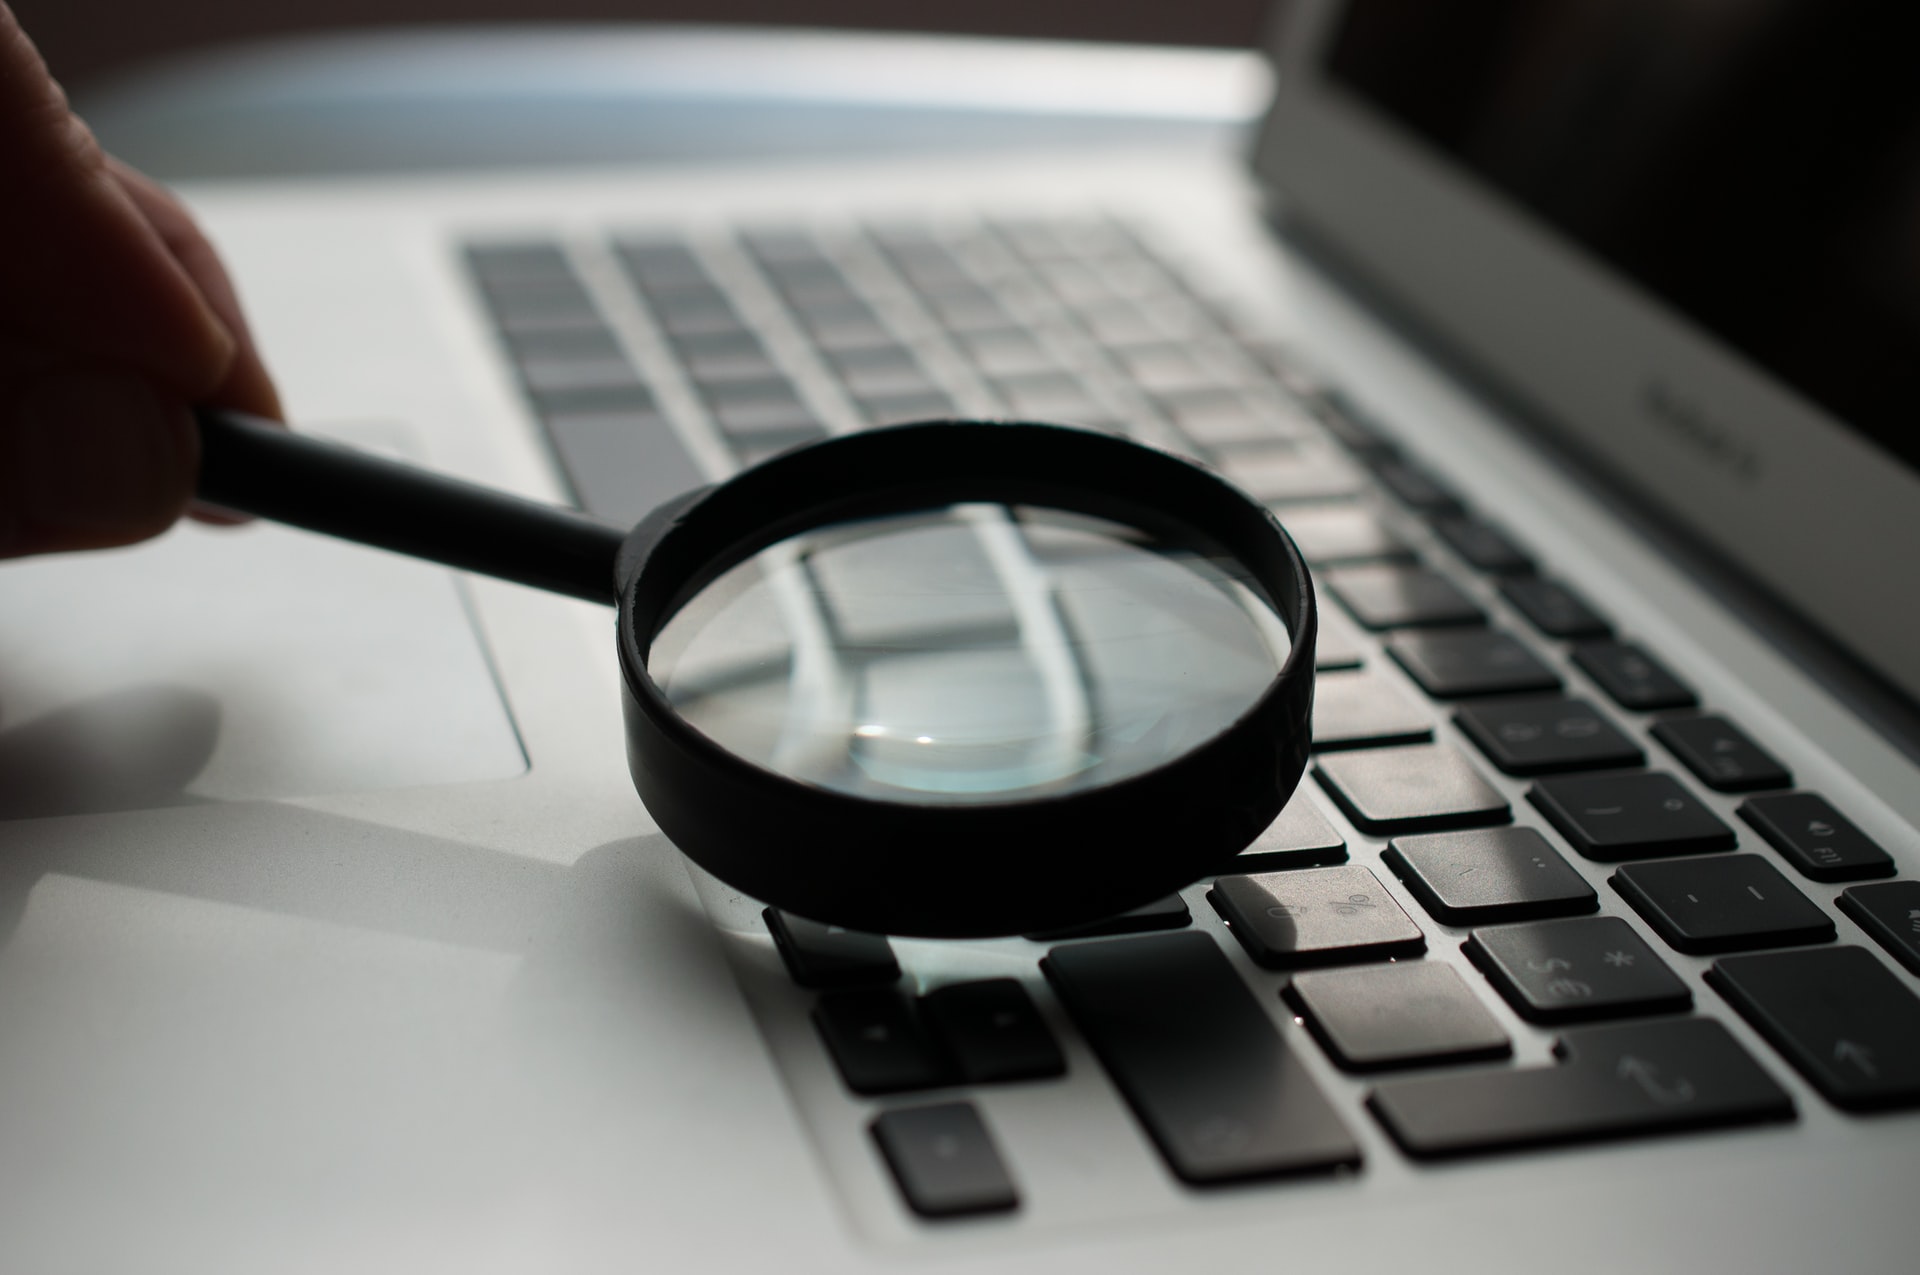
[1043,932,1361,1183]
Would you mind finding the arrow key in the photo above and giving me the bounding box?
[1707,946,1920,1111]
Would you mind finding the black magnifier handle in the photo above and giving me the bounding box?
[194,408,630,605]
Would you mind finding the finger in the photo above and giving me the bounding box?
[0,7,235,397]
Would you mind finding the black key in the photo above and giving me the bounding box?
[1651,715,1792,793]
[1838,882,1920,976]
[1211,866,1426,968]
[1324,565,1484,630]
[871,1103,1019,1217]
[1315,743,1510,835]
[1434,517,1534,575]
[1279,505,1412,567]
[1373,459,1462,514]
[814,989,951,1094]
[541,407,708,526]
[1708,946,1920,1110]
[919,979,1066,1084]
[1368,1017,1793,1158]
[1383,827,1598,925]
[1571,640,1697,711]
[1025,895,1190,941]
[1454,697,1644,775]
[1310,668,1433,751]
[1529,772,1736,861]
[1387,628,1561,698]
[765,907,899,988]
[1284,962,1510,1071]
[1611,855,1835,955]
[1738,793,1896,882]
[1229,792,1348,872]
[1499,577,1612,639]
[1466,916,1691,1023]
[1043,933,1361,1183]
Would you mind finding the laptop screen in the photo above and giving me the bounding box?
[1323,0,1918,479]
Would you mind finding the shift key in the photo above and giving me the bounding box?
[1044,932,1360,1183]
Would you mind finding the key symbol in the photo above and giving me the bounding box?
[1527,956,1574,973]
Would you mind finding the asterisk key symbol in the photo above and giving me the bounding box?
[1603,950,1635,967]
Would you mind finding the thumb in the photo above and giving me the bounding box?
[0,361,198,558]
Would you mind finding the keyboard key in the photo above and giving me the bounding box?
[1313,603,1367,671]
[1611,855,1835,955]
[1310,668,1433,751]
[1499,577,1612,639]
[1368,1017,1793,1158]
[1043,933,1362,1183]
[1571,640,1697,711]
[1454,697,1644,775]
[1529,772,1736,861]
[1219,448,1364,504]
[765,908,900,988]
[1836,882,1920,976]
[871,1103,1019,1217]
[1387,628,1561,698]
[1284,961,1510,1071]
[1383,827,1598,925]
[541,407,707,526]
[1315,743,1510,835]
[1229,792,1348,872]
[1210,866,1426,968]
[1324,565,1484,630]
[1708,946,1920,1111]
[1278,504,1412,566]
[1372,459,1462,514]
[1651,715,1792,792]
[1465,916,1691,1023]
[814,989,951,1094]
[1738,793,1896,882]
[1025,895,1190,941]
[919,979,1065,1084]
[1434,517,1534,575]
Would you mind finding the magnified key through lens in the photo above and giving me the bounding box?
[196,412,1317,937]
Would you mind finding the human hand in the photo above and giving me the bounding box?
[0,3,281,560]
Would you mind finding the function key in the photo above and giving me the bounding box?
[814,989,951,1094]
[1284,962,1510,1071]
[1465,916,1691,1023]
[919,979,1066,1084]
[1043,933,1362,1183]
[1324,564,1485,630]
[1453,696,1644,775]
[1315,743,1511,835]
[1210,865,1426,968]
[1837,882,1920,976]
[765,908,899,988]
[1386,628,1561,698]
[1611,855,1835,955]
[1571,641,1697,711]
[1383,827,1598,925]
[1737,793,1896,883]
[1368,1017,1793,1159]
[1310,668,1434,751]
[1708,946,1920,1111]
[871,1103,1019,1217]
[1651,715,1792,792]
[1499,577,1612,639]
[1434,517,1534,575]
[1373,459,1463,515]
[1529,772,1736,861]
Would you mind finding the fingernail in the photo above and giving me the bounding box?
[13,369,193,538]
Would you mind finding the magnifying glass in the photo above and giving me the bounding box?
[195,410,1316,938]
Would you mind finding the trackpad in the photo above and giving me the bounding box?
[0,424,527,818]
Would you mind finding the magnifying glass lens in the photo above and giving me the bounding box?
[650,504,1290,806]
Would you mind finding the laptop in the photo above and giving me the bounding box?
[4,0,1917,1269]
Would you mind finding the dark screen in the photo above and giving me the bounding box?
[1326,0,1919,473]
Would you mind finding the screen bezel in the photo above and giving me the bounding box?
[1251,0,1920,707]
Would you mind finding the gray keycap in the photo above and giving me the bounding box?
[1228,791,1348,873]
[1210,865,1425,968]
[1311,668,1433,751]
[1325,565,1485,630]
[1611,855,1834,954]
[1285,961,1510,1070]
[1315,743,1510,835]
[871,1103,1019,1217]
[1466,916,1691,1023]
[1383,827,1598,925]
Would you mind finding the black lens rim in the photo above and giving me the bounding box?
[613,420,1316,937]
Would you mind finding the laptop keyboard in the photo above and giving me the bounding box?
[462,217,1919,1218]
